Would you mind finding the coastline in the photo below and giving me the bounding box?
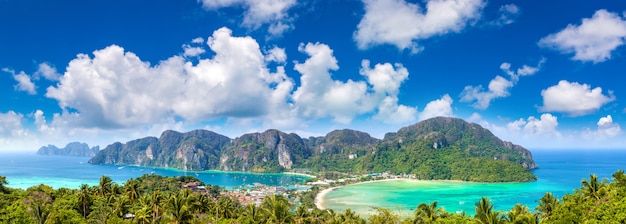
[313,178,492,210]
[314,178,408,210]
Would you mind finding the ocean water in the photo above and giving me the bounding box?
[0,154,309,189]
[322,149,626,216]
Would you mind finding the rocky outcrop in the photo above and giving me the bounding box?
[88,117,539,180]
[37,142,99,157]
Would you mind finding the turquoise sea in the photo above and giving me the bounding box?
[321,149,626,216]
[0,153,309,189]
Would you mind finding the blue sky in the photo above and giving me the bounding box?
[1,0,626,152]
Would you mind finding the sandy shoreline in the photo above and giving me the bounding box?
[313,178,474,210]
[282,172,317,178]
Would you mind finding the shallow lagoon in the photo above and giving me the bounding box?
[322,149,626,216]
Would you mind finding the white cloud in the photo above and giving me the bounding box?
[0,111,27,138]
[3,68,37,95]
[539,9,626,63]
[489,4,520,27]
[46,27,293,128]
[182,44,206,57]
[291,45,415,124]
[191,37,205,44]
[265,46,287,63]
[361,60,417,124]
[461,60,543,109]
[587,115,622,138]
[354,0,485,52]
[35,62,62,81]
[198,0,296,37]
[539,80,615,117]
[419,94,454,121]
[43,27,415,133]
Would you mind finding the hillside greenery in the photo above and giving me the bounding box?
[89,117,538,182]
[2,170,626,223]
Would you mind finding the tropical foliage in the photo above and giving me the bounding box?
[3,170,626,223]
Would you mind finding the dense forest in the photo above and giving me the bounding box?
[1,170,626,223]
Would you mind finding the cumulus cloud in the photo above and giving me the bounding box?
[360,60,417,124]
[460,60,543,109]
[583,115,622,139]
[508,113,560,136]
[539,9,626,63]
[291,44,416,124]
[354,0,485,52]
[265,46,287,63]
[419,94,454,121]
[42,27,415,132]
[35,62,62,81]
[46,27,293,128]
[198,0,296,37]
[0,111,27,138]
[3,68,37,94]
[539,80,615,117]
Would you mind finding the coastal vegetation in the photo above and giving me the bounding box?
[87,117,538,182]
[1,170,626,223]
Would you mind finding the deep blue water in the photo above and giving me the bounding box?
[0,153,309,189]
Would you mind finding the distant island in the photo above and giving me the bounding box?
[37,142,100,157]
[88,117,538,182]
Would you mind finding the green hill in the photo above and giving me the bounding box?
[88,117,538,182]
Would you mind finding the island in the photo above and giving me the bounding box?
[37,142,100,157]
[89,117,538,182]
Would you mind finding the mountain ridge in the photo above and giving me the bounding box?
[88,117,538,182]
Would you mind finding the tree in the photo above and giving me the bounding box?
[337,208,365,224]
[581,174,608,200]
[77,184,92,219]
[166,190,194,224]
[87,197,114,224]
[124,179,141,204]
[0,176,9,194]
[506,204,537,224]
[367,207,400,224]
[260,194,294,224]
[98,176,113,198]
[23,191,51,224]
[414,201,445,223]
[613,170,626,187]
[536,192,557,221]
[474,197,494,222]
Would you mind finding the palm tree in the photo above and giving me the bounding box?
[166,190,194,224]
[98,176,113,197]
[414,201,445,223]
[150,190,165,221]
[535,192,557,221]
[474,197,494,222]
[260,194,294,224]
[613,169,626,187]
[124,179,141,204]
[581,174,608,200]
[240,203,262,223]
[23,191,51,224]
[338,208,365,224]
[77,184,92,218]
[506,204,537,224]
[88,197,114,224]
[294,206,310,224]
